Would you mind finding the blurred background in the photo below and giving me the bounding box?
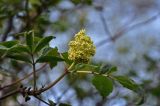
[0,0,160,106]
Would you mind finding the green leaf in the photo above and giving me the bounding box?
[7,54,32,63]
[36,56,63,63]
[8,45,30,53]
[29,0,41,6]
[0,45,8,57]
[115,76,145,105]
[99,64,112,74]
[36,55,64,68]
[42,47,59,56]
[106,66,117,74]
[47,47,59,56]
[99,64,117,74]
[59,103,71,106]
[92,75,113,98]
[48,99,56,106]
[71,0,81,5]
[34,36,55,53]
[61,52,73,65]
[34,36,42,44]
[84,0,92,5]
[114,76,139,92]
[71,0,92,5]
[0,40,18,48]
[26,31,34,51]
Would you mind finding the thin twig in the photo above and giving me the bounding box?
[0,64,47,90]
[40,70,69,92]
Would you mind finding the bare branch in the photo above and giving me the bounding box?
[97,12,160,47]
[1,16,13,41]
[99,11,112,37]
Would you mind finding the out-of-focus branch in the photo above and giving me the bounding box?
[0,63,47,90]
[97,12,160,47]
[34,96,50,106]
[0,68,69,100]
[0,89,19,100]
[25,0,30,29]
[99,11,112,37]
[1,16,13,41]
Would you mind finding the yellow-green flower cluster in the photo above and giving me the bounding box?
[68,29,96,63]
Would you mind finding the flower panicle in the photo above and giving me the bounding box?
[68,29,96,63]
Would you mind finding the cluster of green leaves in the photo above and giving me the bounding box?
[0,31,67,105]
[0,31,63,68]
[71,63,144,105]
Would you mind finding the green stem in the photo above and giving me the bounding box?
[75,70,108,77]
[39,62,75,93]
[68,62,75,71]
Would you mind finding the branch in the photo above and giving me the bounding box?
[0,89,19,100]
[97,12,160,47]
[0,64,47,90]
[40,69,69,93]
[99,11,112,37]
[34,96,50,106]
[1,16,13,41]
[0,68,69,100]
[0,63,78,100]
[31,54,37,91]
[0,68,110,100]
[25,0,30,29]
